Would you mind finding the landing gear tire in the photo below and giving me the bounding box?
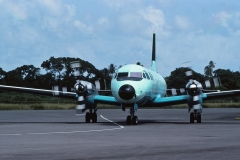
[85,112,91,123]
[92,112,97,123]
[132,116,138,125]
[126,115,131,125]
[190,112,194,123]
[197,113,201,123]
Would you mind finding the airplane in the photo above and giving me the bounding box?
[0,33,240,125]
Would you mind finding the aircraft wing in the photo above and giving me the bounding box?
[0,85,119,105]
[0,85,76,99]
[94,95,120,105]
[204,90,240,100]
[152,89,240,106]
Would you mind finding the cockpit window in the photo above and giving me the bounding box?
[130,72,142,78]
[142,70,150,80]
[116,72,142,81]
[117,72,128,78]
[143,73,146,79]
[149,72,153,80]
[114,73,117,79]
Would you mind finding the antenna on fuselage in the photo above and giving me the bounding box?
[151,33,157,72]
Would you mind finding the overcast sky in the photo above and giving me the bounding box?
[0,0,240,77]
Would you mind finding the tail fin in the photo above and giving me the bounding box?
[151,33,157,72]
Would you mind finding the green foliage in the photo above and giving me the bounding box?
[204,61,215,77]
[166,67,205,88]
[213,69,240,90]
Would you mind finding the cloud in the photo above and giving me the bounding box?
[118,14,142,33]
[174,15,192,30]
[37,0,75,17]
[103,0,140,10]
[36,0,76,32]
[74,20,93,33]
[98,17,109,26]
[139,6,170,37]
[0,1,29,21]
[212,11,232,28]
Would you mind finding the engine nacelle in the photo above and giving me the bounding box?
[186,80,203,112]
[74,80,95,95]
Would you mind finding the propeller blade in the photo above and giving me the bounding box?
[95,80,100,90]
[180,88,185,94]
[171,88,177,96]
[185,70,192,77]
[213,77,220,88]
[70,61,81,68]
[62,87,67,92]
[204,80,211,88]
[76,96,86,110]
[74,70,80,77]
[52,86,59,96]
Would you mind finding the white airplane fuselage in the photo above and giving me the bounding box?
[111,64,166,106]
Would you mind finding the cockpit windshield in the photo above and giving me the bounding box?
[129,72,142,78]
[117,72,128,77]
[116,72,142,81]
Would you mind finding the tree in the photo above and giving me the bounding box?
[204,61,215,77]
[0,68,6,84]
[108,63,117,77]
[166,67,205,89]
[213,69,240,90]
[41,57,64,82]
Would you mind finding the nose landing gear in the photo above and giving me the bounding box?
[126,106,138,125]
[85,108,98,123]
[190,109,201,123]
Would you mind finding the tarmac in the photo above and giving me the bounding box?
[0,108,240,160]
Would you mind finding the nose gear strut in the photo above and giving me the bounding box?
[126,104,138,125]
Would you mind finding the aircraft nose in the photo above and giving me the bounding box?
[118,84,136,100]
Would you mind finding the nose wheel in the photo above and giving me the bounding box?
[85,108,97,123]
[190,110,201,123]
[126,107,138,125]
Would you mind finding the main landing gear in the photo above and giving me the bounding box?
[126,107,138,125]
[85,108,97,123]
[190,110,201,123]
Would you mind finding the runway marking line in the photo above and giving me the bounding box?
[0,115,124,136]
[235,117,240,120]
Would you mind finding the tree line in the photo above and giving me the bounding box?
[166,61,240,91]
[0,56,116,90]
[0,57,239,93]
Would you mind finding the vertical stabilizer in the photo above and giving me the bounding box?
[151,33,157,72]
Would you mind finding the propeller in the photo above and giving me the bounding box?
[70,61,86,112]
[184,68,221,117]
[70,61,98,113]
[168,68,221,96]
